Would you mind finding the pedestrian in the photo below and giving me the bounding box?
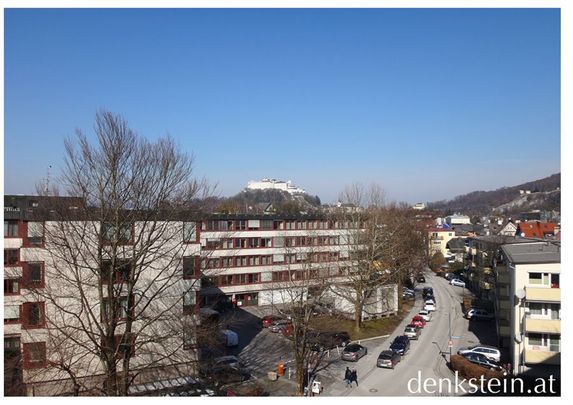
[344,367,352,387]
[350,369,358,387]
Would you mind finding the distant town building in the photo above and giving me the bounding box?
[517,221,559,239]
[246,178,306,194]
[445,213,471,226]
[412,202,426,210]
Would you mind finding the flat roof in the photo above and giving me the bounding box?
[501,242,561,264]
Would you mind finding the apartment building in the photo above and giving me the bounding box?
[497,242,560,377]
[428,227,456,257]
[197,214,398,316]
[4,195,200,396]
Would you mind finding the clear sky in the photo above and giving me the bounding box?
[4,8,561,204]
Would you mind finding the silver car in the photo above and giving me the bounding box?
[341,343,367,362]
[450,278,466,287]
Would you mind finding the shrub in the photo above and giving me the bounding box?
[450,355,505,380]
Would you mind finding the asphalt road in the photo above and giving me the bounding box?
[226,270,497,396]
[321,270,492,396]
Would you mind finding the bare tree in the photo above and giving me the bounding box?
[24,110,211,395]
[330,183,426,331]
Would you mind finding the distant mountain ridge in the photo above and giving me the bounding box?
[428,173,560,216]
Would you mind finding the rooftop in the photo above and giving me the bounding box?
[501,242,561,265]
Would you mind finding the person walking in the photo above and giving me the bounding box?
[344,367,352,388]
[350,369,358,387]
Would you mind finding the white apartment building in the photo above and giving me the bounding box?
[4,195,200,396]
[499,242,560,377]
[428,227,456,257]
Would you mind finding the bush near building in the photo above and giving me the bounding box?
[450,355,505,380]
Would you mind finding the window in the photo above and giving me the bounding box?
[527,333,560,352]
[4,249,19,265]
[248,238,259,248]
[183,256,199,278]
[528,272,550,286]
[26,222,44,246]
[551,274,560,288]
[260,238,272,248]
[4,305,20,323]
[260,220,273,230]
[273,220,284,230]
[4,221,19,237]
[102,222,133,244]
[223,239,233,249]
[101,260,132,284]
[5,337,21,358]
[101,296,133,321]
[183,222,196,243]
[247,273,260,284]
[23,342,46,369]
[24,262,45,288]
[236,220,247,230]
[4,279,20,295]
[22,302,45,328]
[206,238,221,249]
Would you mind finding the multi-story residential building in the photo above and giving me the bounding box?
[496,242,560,377]
[4,195,200,396]
[445,213,471,226]
[196,214,398,318]
[428,227,456,257]
[5,198,401,395]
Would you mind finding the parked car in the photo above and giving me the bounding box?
[450,278,466,287]
[213,355,245,369]
[403,287,415,295]
[210,367,251,386]
[416,274,426,283]
[308,330,351,351]
[341,344,368,362]
[404,325,421,340]
[402,291,415,300]
[465,308,494,321]
[422,287,434,299]
[377,350,401,369]
[389,335,410,356]
[280,323,294,338]
[424,296,435,305]
[218,329,239,347]
[424,302,436,312]
[270,319,291,333]
[457,345,501,362]
[410,316,426,328]
[262,315,284,328]
[461,352,504,371]
[418,309,432,322]
[444,272,455,281]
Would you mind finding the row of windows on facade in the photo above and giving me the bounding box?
[4,221,44,245]
[528,272,560,288]
[202,219,362,232]
[195,251,345,272]
[203,235,349,250]
[5,292,197,325]
[4,262,45,293]
[201,268,337,287]
[3,334,137,370]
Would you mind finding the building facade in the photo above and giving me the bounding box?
[497,242,560,377]
[4,195,200,396]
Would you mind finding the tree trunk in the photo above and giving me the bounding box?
[354,302,362,332]
[295,358,305,396]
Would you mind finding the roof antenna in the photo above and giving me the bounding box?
[45,165,52,194]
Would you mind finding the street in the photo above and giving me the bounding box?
[224,269,497,396]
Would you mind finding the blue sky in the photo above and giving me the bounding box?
[4,8,560,204]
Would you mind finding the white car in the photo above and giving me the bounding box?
[450,278,466,287]
[418,309,432,322]
[424,302,436,312]
[457,345,501,362]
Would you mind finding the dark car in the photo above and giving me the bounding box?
[377,350,401,369]
[210,366,251,386]
[341,344,368,362]
[461,352,504,371]
[262,315,284,328]
[422,287,434,299]
[416,274,426,283]
[308,331,351,351]
[389,335,410,356]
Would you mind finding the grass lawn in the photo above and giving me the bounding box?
[309,299,416,341]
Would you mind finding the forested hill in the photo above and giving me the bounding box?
[427,173,560,216]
